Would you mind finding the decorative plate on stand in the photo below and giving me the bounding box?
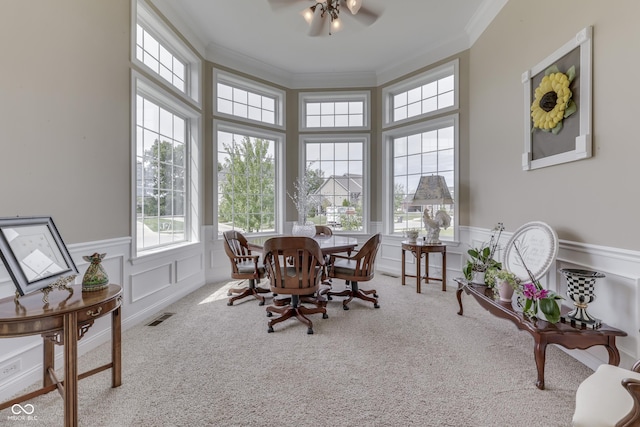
[502,221,558,282]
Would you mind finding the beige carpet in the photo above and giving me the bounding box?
[9,275,593,426]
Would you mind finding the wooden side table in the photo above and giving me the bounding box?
[401,240,447,293]
[0,284,123,427]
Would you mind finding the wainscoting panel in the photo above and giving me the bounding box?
[130,263,172,303]
[176,253,203,282]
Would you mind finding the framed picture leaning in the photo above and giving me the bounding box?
[0,216,78,296]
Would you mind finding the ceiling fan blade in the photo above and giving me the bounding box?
[307,6,325,36]
[349,5,379,26]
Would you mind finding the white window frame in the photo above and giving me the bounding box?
[299,133,370,234]
[132,71,201,258]
[213,120,285,237]
[382,59,458,128]
[299,91,370,132]
[134,0,201,106]
[213,69,285,130]
[382,114,459,240]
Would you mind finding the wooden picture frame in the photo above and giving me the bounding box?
[522,26,593,171]
[0,216,78,296]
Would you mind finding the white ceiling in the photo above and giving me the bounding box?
[151,0,507,88]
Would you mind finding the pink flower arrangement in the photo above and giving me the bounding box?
[514,243,563,323]
[522,282,550,301]
[520,281,562,322]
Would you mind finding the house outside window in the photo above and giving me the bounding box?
[382,60,459,240]
[300,135,368,233]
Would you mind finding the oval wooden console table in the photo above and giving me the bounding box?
[0,284,122,426]
[454,278,626,390]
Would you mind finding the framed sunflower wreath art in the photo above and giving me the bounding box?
[522,26,593,171]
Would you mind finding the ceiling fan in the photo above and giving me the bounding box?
[268,0,380,36]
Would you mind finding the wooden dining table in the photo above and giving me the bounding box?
[248,234,358,256]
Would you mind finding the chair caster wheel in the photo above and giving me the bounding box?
[307,328,314,334]
[343,305,349,310]
[268,327,274,333]
[266,312,272,317]
[259,300,265,306]
[227,301,233,306]
[327,295,333,300]
[323,313,329,319]
[374,303,380,308]
[227,293,232,296]
[374,293,379,298]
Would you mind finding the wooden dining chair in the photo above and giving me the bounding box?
[327,233,381,310]
[314,225,333,289]
[263,236,328,334]
[222,230,270,306]
[315,225,333,236]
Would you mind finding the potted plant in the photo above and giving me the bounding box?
[463,223,504,284]
[485,268,520,302]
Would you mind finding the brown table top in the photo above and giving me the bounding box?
[455,278,626,336]
[249,235,358,255]
[0,284,122,336]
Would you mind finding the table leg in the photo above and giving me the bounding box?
[424,251,430,284]
[441,250,447,291]
[112,307,122,387]
[456,286,464,316]
[63,311,79,427]
[533,335,548,390]
[42,336,54,388]
[605,336,621,366]
[401,248,406,286]
[416,250,422,293]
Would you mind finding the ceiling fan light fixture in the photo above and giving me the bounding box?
[298,0,373,36]
[346,0,362,14]
[301,6,315,25]
[331,17,342,33]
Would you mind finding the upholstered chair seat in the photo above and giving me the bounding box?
[573,363,640,427]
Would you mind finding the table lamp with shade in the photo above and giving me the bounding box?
[411,175,453,244]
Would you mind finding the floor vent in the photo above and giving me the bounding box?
[147,312,175,326]
[381,272,399,278]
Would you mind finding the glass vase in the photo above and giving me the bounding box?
[292,222,316,238]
